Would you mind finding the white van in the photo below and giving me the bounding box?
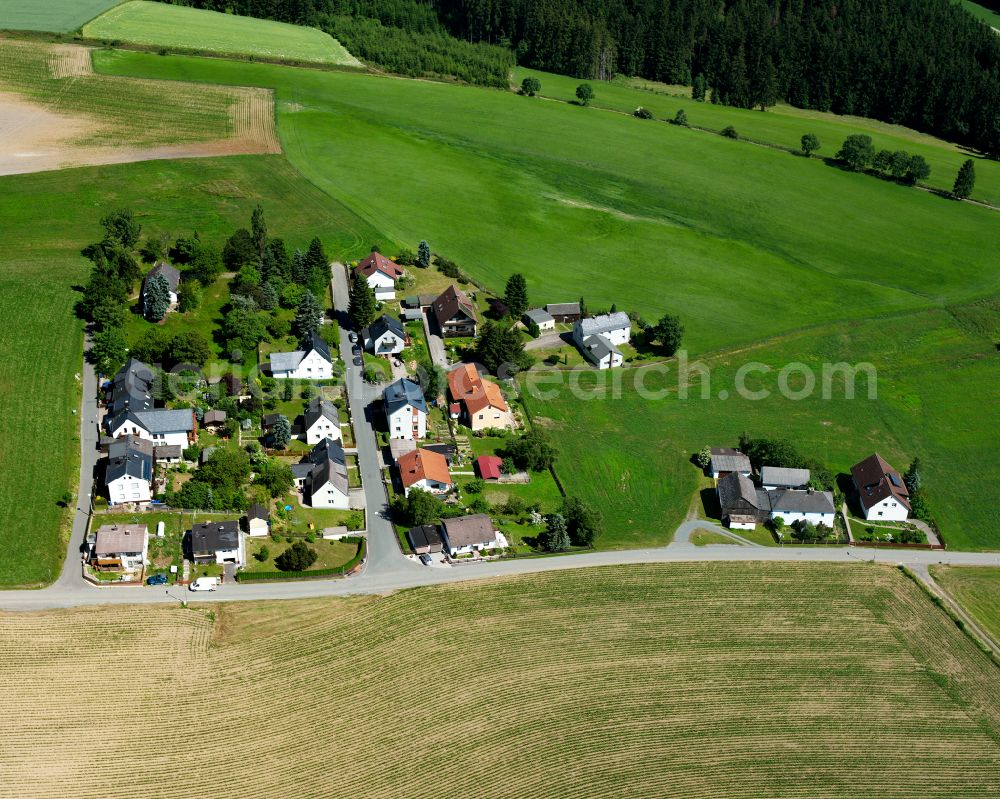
[189,577,218,592]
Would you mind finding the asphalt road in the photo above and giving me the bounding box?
[2,281,997,611]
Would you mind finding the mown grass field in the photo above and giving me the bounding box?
[0,155,380,586]
[958,0,1000,29]
[84,1,359,65]
[0,564,998,797]
[513,66,1000,207]
[932,565,1000,644]
[0,0,121,32]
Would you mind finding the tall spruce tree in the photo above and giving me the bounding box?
[503,273,529,319]
[144,274,171,322]
[417,239,431,268]
[294,290,323,339]
[952,159,976,199]
[250,204,267,257]
[348,269,377,330]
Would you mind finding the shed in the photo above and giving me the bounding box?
[475,455,502,481]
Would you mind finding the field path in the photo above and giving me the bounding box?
[912,564,1000,654]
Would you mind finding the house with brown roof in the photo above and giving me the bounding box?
[356,251,404,300]
[440,514,499,556]
[717,472,769,530]
[397,448,453,496]
[447,363,514,431]
[432,285,477,337]
[91,523,148,571]
[851,453,911,521]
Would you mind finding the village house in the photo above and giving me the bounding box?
[440,514,501,557]
[303,396,342,446]
[573,311,630,369]
[356,251,405,301]
[432,285,478,337]
[154,444,182,465]
[243,504,270,537]
[270,332,333,380]
[407,524,444,555]
[91,523,148,572]
[760,466,811,490]
[201,409,227,432]
[397,448,453,496]
[384,377,427,440]
[447,363,514,432]
[293,437,350,509]
[851,453,911,521]
[105,435,154,506]
[709,447,752,480]
[546,302,581,323]
[768,488,836,527]
[188,520,244,567]
[107,358,155,414]
[523,308,555,332]
[141,262,181,315]
[105,407,195,448]
[364,314,406,356]
[717,471,769,530]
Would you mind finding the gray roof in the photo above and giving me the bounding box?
[203,410,227,425]
[308,437,348,497]
[710,448,751,474]
[768,489,835,515]
[368,314,405,341]
[270,349,305,373]
[717,471,761,515]
[94,524,147,556]
[581,334,621,364]
[144,262,181,292]
[304,331,332,363]
[524,308,554,325]
[154,445,183,460]
[108,358,155,415]
[407,524,444,552]
[760,466,811,488]
[106,441,154,485]
[132,408,193,434]
[108,435,153,459]
[291,462,314,480]
[576,312,630,338]
[304,396,339,431]
[384,378,427,416]
[441,514,497,548]
[190,520,240,555]
[247,503,270,521]
[546,302,580,315]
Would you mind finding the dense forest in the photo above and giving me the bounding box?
[167,0,1000,155]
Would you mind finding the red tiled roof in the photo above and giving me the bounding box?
[356,251,404,280]
[447,362,508,416]
[476,455,502,481]
[851,452,911,511]
[398,448,452,489]
[433,284,476,327]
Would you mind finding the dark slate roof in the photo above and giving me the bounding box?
[308,437,349,497]
[108,358,155,415]
[369,314,405,341]
[108,434,153,459]
[106,441,154,484]
[133,408,193,434]
[262,413,282,428]
[144,262,181,292]
[768,489,835,515]
[190,520,240,555]
[384,378,427,416]
[291,462,314,480]
[304,396,339,431]
[581,334,621,363]
[717,471,762,515]
[305,331,332,364]
[851,453,911,511]
[247,503,270,521]
[422,443,456,463]
[407,524,444,552]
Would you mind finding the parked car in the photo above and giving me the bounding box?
[353,356,363,367]
[146,573,168,586]
[351,344,362,357]
[419,554,433,566]
[348,331,358,343]
[189,576,218,592]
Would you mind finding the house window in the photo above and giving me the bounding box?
[877,511,883,517]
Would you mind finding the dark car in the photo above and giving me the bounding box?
[419,554,433,566]
[351,344,362,357]
[146,573,168,586]
[353,356,363,367]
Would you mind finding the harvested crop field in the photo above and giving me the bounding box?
[0,563,998,798]
[0,39,278,175]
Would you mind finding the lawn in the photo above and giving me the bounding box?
[931,565,1000,644]
[1,563,999,797]
[513,65,1000,207]
[271,495,364,534]
[0,0,122,32]
[0,154,380,586]
[84,1,360,66]
[243,535,359,573]
[690,529,737,546]
[957,0,1000,29]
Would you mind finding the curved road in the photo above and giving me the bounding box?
[3,271,997,611]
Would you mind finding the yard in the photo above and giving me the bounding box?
[270,495,364,534]
[243,536,360,573]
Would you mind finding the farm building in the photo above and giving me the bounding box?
[356,251,404,300]
[767,488,835,527]
[270,332,333,380]
[717,471,768,530]
[397,448,452,496]
[91,523,148,572]
[188,521,244,566]
[384,378,427,440]
[432,285,478,337]
[364,314,406,355]
[709,448,752,480]
[573,312,630,369]
[851,453,911,521]
[523,308,555,331]
[760,466,810,490]
[303,396,341,446]
[440,514,501,556]
[546,302,581,323]
[447,363,513,431]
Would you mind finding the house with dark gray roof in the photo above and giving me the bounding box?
[107,358,155,414]
[851,453,910,521]
[546,302,581,322]
[432,285,477,337]
[384,378,427,440]
[105,436,154,506]
[303,396,341,445]
[572,312,630,369]
[364,314,406,355]
[270,332,333,380]
[105,407,194,448]
[767,488,835,527]
[440,514,499,556]
[716,471,769,530]
[523,308,555,331]
[301,437,350,509]
[579,335,623,369]
[188,520,243,566]
[407,524,444,555]
[761,466,811,490]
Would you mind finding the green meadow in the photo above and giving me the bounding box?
[957,0,1000,29]
[0,155,379,586]
[932,565,1000,643]
[0,0,121,32]
[84,1,360,65]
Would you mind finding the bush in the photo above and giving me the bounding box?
[721,125,739,139]
[275,541,317,571]
[465,478,485,494]
[253,545,270,562]
[633,106,653,119]
[672,108,689,126]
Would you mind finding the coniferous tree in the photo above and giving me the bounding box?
[250,204,267,257]
[291,249,308,284]
[348,269,378,330]
[417,239,431,268]
[294,290,324,339]
[144,274,171,322]
[692,74,706,101]
[272,415,292,450]
[953,159,976,199]
[503,273,529,319]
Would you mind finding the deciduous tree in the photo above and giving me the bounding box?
[576,83,594,105]
[800,133,820,157]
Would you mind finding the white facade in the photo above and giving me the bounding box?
[106,419,189,448]
[247,518,269,537]
[272,348,333,380]
[728,520,757,531]
[212,535,245,566]
[310,480,350,509]
[366,271,396,300]
[862,495,909,522]
[403,477,451,497]
[593,349,623,370]
[305,419,342,447]
[371,329,405,355]
[447,536,499,557]
[388,404,426,440]
[107,474,152,506]
[770,509,835,527]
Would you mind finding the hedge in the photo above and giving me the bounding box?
[236,538,365,582]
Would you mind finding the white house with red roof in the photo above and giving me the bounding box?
[355,251,405,301]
